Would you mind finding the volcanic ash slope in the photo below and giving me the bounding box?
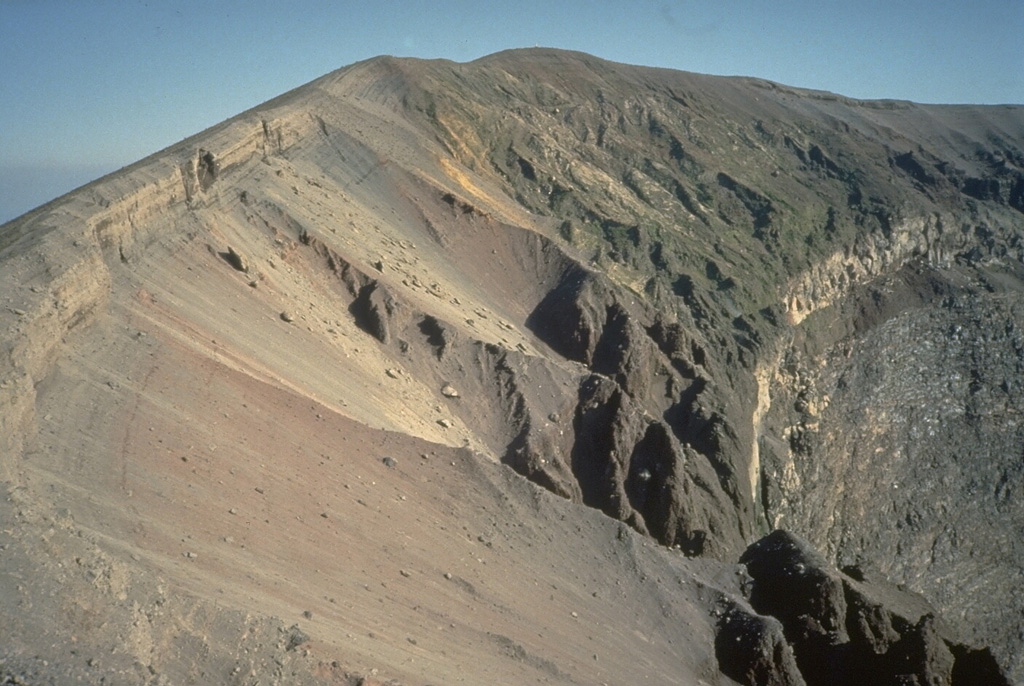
[2,49,1023,684]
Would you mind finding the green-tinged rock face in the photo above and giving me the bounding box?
[1,48,1022,684]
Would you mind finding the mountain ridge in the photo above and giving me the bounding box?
[2,48,1023,684]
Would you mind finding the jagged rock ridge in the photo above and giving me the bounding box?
[1,48,1023,684]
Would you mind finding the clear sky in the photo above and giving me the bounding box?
[1,0,1021,224]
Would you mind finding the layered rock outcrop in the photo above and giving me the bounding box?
[2,49,1023,683]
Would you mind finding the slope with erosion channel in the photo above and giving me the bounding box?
[0,56,755,684]
[0,73,741,685]
[382,49,1024,680]
[1,48,1023,684]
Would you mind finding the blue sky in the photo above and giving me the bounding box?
[1,0,1022,224]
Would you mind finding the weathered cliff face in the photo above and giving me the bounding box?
[383,53,1024,676]
[388,51,1024,678]
[2,49,1023,684]
[760,258,1024,678]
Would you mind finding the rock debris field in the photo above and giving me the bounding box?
[2,49,1024,684]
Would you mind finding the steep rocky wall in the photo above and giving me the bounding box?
[2,49,1023,684]
[390,51,1024,678]
[782,212,1022,325]
[759,250,1024,679]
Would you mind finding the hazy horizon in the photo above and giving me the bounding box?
[2,0,1022,224]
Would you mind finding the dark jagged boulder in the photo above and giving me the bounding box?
[350,280,403,343]
[740,530,848,645]
[740,530,849,683]
[716,605,806,686]
[733,530,1013,685]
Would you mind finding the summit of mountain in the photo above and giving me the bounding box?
[2,48,1023,684]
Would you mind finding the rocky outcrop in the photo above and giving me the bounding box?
[716,606,806,686]
[525,264,759,556]
[350,281,404,343]
[3,48,1024,684]
[724,530,1011,685]
[780,213,1024,325]
[568,373,743,556]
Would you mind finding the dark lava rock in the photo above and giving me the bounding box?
[741,530,848,644]
[732,530,1013,686]
[716,605,806,686]
[740,530,848,684]
[350,281,402,343]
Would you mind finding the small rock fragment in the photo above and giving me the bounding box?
[225,246,248,273]
[286,625,310,651]
[280,311,295,323]
[382,456,397,468]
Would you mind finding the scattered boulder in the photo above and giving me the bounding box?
[350,281,401,343]
[285,625,310,651]
[441,383,460,398]
[223,246,248,272]
[280,311,295,323]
